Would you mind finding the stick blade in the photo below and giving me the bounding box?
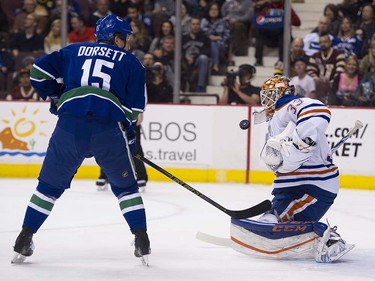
[228,199,272,219]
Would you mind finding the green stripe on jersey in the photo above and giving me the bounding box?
[30,194,54,211]
[59,86,135,122]
[30,65,55,80]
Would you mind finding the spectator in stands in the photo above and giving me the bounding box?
[181,17,211,93]
[146,62,173,103]
[125,30,145,61]
[170,1,192,35]
[307,32,346,102]
[6,69,39,101]
[44,19,62,54]
[87,0,112,27]
[201,1,231,75]
[273,37,310,77]
[11,55,35,90]
[291,58,316,98]
[20,56,35,71]
[333,16,362,58]
[253,0,300,66]
[289,37,310,77]
[149,20,174,54]
[48,0,78,32]
[11,0,49,35]
[323,3,341,36]
[37,0,54,15]
[68,14,95,44]
[149,0,175,20]
[355,4,375,58]
[109,0,128,18]
[221,0,253,56]
[304,16,332,56]
[0,35,15,92]
[10,13,44,58]
[337,0,363,25]
[130,18,152,54]
[328,55,361,106]
[359,38,375,106]
[219,64,260,105]
[126,3,153,36]
[153,35,175,87]
[360,37,375,76]
[142,52,155,67]
[191,0,209,19]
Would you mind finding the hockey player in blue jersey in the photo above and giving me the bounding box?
[230,75,354,262]
[11,15,151,265]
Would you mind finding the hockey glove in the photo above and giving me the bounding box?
[49,84,65,115]
[49,95,59,115]
[126,128,137,157]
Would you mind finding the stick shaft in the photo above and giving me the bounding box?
[135,154,271,219]
[331,120,363,153]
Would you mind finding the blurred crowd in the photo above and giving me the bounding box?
[0,0,375,107]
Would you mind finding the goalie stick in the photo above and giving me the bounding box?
[196,232,231,247]
[331,120,363,154]
[135,154,272,219]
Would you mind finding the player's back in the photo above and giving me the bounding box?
[31,41,146,124]
[60,42,132,95]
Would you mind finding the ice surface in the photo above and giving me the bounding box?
[0,179,374,281]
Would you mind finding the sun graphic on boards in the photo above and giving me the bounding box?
[0,105,48,151]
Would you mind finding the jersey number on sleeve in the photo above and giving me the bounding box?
[81,59,114,91]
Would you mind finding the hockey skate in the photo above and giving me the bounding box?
[314,222,355,263]
[96,178,109,191]
[133,230,151,266]
[11,227,35,264]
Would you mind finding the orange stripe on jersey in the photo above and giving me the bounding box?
[276,166,338,177]
[231,236,318,254]
[280,195,316,222]
[298,108,331,118]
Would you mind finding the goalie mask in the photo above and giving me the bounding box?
[260,75,295,111]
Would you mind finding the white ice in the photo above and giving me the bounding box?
[0,178,374,281]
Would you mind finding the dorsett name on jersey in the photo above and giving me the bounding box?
[77,46,126,62]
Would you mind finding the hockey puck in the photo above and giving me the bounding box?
[239,119,250,130]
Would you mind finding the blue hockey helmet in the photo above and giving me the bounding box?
[95,15,133,42]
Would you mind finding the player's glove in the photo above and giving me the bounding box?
[49,84,65,115]
[126,127,137,156]
[49,95,59,115]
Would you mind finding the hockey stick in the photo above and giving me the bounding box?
[196,232,232,247]
[135,154,272,219]
[331,120,363,154]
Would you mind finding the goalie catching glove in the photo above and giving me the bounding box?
[261,121,316,174]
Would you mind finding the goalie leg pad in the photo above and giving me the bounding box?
[230,219,326,259]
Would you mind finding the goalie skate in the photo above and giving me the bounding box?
[314,222,355,263]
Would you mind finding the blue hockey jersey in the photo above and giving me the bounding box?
[30,42,146,127]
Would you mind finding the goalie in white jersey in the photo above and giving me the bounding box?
[230,75,354,262]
